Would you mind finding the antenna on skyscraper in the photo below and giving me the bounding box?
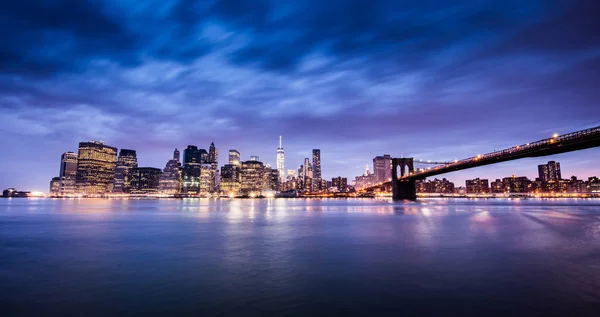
[279,135,282,148]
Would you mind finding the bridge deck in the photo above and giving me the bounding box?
[382,125,600,185]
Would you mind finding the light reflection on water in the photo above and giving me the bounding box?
[1,198,600,316]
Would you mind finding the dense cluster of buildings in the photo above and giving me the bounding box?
[43,138,350,198]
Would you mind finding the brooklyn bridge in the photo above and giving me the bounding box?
[364,125,600,200]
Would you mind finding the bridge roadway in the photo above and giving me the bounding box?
[369,125,600,199]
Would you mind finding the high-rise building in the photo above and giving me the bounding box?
[173,148,180,162]
[58,152,78,196]
[241,160,265,196]
[220,164,241,195]
[229,149,240,166]
[75,141,118,195]
[113,149,138,193]
[538,161,561,182]
[373,154,392,184]
[465,178,490,194]
[130,167,162,195]
[208,142,218,163]
[159,149,182,195]
[312,149,321,191]
[331,177,347,192]
[263,166,280,192]
[312,149,321,179]
[277,136,285,185]
[50,177,60,196]
[250,156,259,161]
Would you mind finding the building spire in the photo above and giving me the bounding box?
[279,135,282,149]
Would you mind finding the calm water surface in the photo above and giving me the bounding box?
[1,198,600,316]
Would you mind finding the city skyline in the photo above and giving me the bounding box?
[1,1,600,191]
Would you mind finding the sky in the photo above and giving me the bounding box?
[1,0,599,192]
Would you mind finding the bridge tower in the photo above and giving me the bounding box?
[392,158,416,201]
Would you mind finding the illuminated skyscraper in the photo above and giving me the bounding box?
[113,149,138,193]
[538,161,562,182]
[277,136,285,185]
[373,154,392,183]
[208,142,218,163]
[173,148,180,162]
[130,167,162,195]
[183,145,202,194]
[312,149,321,191]
[58,151,78,196]
[50,177,60,196]
[312,149,321,179]
[75,141,118,195]
[241,159,265,196]
[229,149,240,166]
[159,149,182,195]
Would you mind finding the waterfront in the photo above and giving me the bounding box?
[1,198,600,316]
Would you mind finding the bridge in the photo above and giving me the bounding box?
[368,125,600,200]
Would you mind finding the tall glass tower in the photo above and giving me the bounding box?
[276,136,285,185]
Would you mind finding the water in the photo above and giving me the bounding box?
[1,198,600,316]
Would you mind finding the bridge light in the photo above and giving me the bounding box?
[552,133,559,138]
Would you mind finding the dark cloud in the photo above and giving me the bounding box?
[0,0,599,190]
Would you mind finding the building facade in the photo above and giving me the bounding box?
[58,151,78,196]
[373,154,392,184]
[158,149,182,195]
[75,141,118,195]
[465,178,490,194]
[130,167,162,195]
[277,136,285,185]
[113,149,138,193]
[229,149,240,166]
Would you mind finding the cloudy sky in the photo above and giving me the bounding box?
[1,0,599,191]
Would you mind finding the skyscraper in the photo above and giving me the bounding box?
[208,142,217,163]
[173,148,180,162]
[113,149,138,193]
[373,154,392,184]
[182,145,202,194]
[538,161,562,182]
[312,149,321,191]
[312,149,321,179]
[75,141,118,195]
[277,136,285,185]
[130,167,162,195]
[58,152,78,196]
[229,149,240,166]
[159,149,182,195]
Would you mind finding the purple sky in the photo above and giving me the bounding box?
[1,0,599,192]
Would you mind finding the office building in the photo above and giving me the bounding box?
[229,149,240,166]
[58,152,78,196]
[113,149,138,193]
[130,167,162,195]
[173,148,180,162]
[159,149,182,195]
[538,161,562,182]
[208,142,218,163]
[373,154,392,184]
[220,164,241,195]
[331,177,347,192]
[465,178,490,194]
[277,136,285,185]
[241,160,264,196]
[50,177,60,196]
[75,141,118,195]
[312,149,321,191]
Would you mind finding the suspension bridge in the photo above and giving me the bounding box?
[365,125,600,200]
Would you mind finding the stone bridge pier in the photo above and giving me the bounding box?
[392,158,417,201]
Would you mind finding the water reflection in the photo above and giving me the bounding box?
[2,198,600,316]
